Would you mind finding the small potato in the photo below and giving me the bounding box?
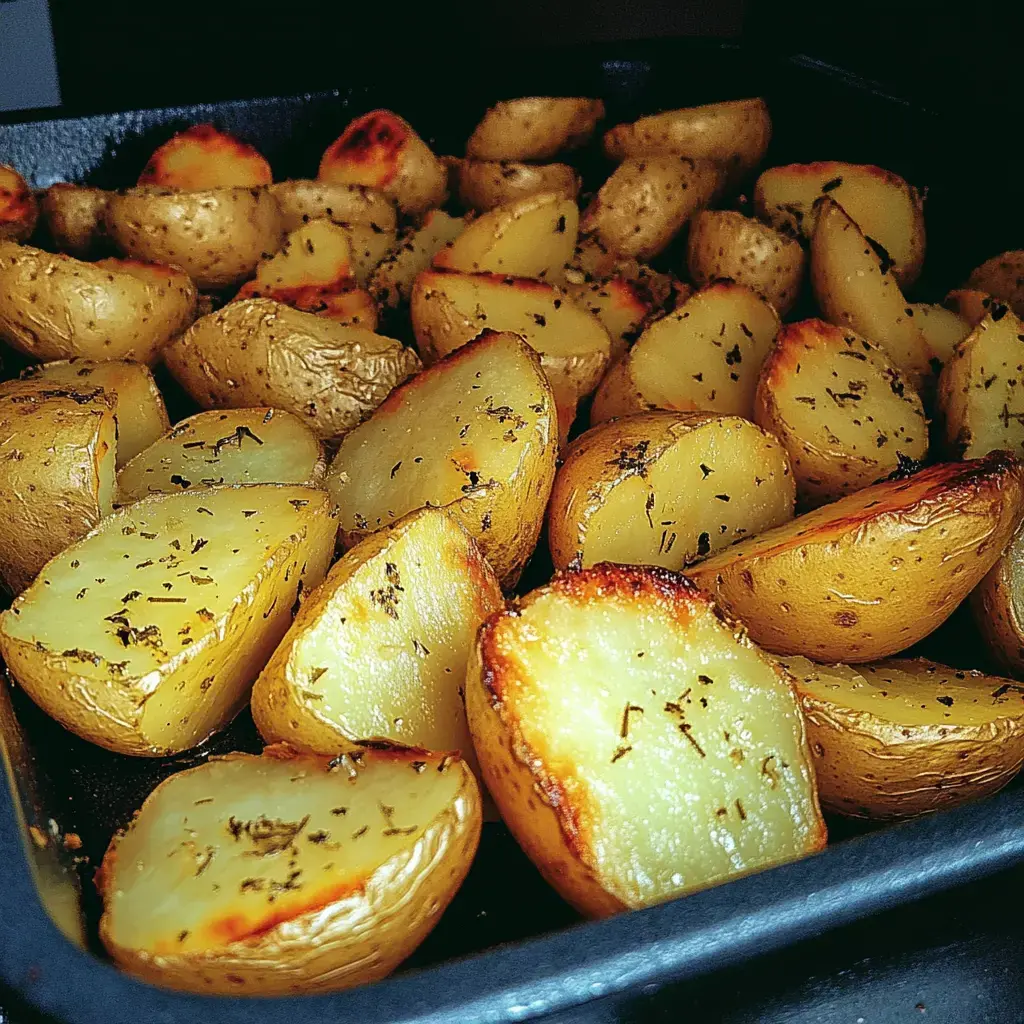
[0,485,336,755]
[686,209,806,316]
[562,276,656,363]
[810,197,935,389]
[326,330,557,588]
[548,412,794,572]
[319,110,447,216]
[0,164,39,242]
[943,288,997,327]
[972,517,1024,676]
[466,97,604,161]
[580,156,723,261]
[456,160,580,212]
[164,299,420,440]
[268,179,397,234]
[591,281,780,425]
[340,220,397,285]
[137,124,272,189]
[688,452,1024,663]
[910,303,971,364]
[466,563,826,917]
[40,184,111,258]
[0,379,116,594]
[967,251,1024,318]
[433,191,578,281]
[755,162,925,288]
[116,408,325,503]
[96,745,481,994]
[783,655,1024,819]
[0,242,198,362]
[754,319,928,507]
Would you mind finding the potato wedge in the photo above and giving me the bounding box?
[20,358,169,467]
[754,162,925,288]
[810,197,935,388]
[432,191,577,281]
[686,209,806,316]
[0,485,335,755]
[688,453,1024,663]
[562,276,655,363]
[268,179,397,234]
[466,563,825,917]
[456,160,579,212]
[138,124,272,189]
[754,319,928,507]
[783,655,1024,819]
[117,408,325,502]
[163,299,420,440]
[0,379,116,594]
[326,330,557,587]
[39,184,111,258]
[340,220,397,286]
[465,97,604,161]
[319,110,447,216]
[104,185,285,290]
[943,288,996,328]
[0,243,197,362]
[967,251,1024,319]
[591,281,780,425]
[910,303,971,364]
[580,156,723,261]
[253,507,503,769]
[548,412,794,572]
[0,164,39,242]
[972,517,1024,675]
[97,745,480,994]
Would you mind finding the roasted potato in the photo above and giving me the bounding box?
[456,160,579,212]
[755,162,925,288]
[340,220,397,286]
[138,124,272,189]
[164,299,420,440]
[117,408,325,503]
[562,276,656,363]
[783,655,1024,819]
[39,184,111,258]
[319,110,447,216]
[688,453,1024,663]
[466,563,826,917]
[967,251,1024,318]
[972,516,1024,675]
[0,379,116,594]
[0,243,197,362]
[943,288,997,327]
[910,302,971,363]
[465,97,604,161]
[0,485,335,755]
[268,179,397,235]
[754,319,928,507]
[326,330,557,587]
[580,156,723,261]
[104,185,285,290]
[548,412,794,572]
[97,745,481,994]
[0,164,39,242]
[253,507,503,770]
[686,209,806,316]
[432,191,577,281]
[591,281,780,425]
[21,359,169,467]
[810,197,935,389]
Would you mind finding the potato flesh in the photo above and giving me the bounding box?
[369,211,466,309]
[251,219,354,290]
[340,222,397,286]
[0,164,37,240]
[563,278,650,363]
[138,126,271,189]
[910,303,971,363]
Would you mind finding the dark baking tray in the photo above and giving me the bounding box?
[2,38,1024,1024]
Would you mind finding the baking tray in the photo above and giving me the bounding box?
[2,38,1024,1024]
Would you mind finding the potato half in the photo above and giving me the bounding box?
[971,517,1024,676]
[466,97,604,161]
[0,379,117,594]
[339,220,397,286]
[466,563,826,917]
[782,655,1024,819]
[754,319,928,507]
[97,745,481,994]
[562,276,656,364]
[456,160,580,212]
[910,303,971,364]
[369,211,466,310]
[138,125,272,189]
[548,412,794,571]
[0,164,39,242]
[326,330,557,587]
[268,179,397,235]
[688,453,1024,663]
[117,408,325,503]
[39,184,112,258]
[0,485,336,755]
[163,299,420,440]
[967,251,1024,319]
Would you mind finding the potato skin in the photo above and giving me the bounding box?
[967,251,1024,319]
[269,179,397,234]
[40,184,111,258]
[0,164,39,242]
[466,97,605,161]
[456,160,580,211]
[971,519,1024,675]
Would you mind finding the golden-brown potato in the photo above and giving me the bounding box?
[754,319,928,507]
[39,184,111,258]
[96,745,481,994]
[810,197,935,389]
[590,281,780,425]
[562,276,656,363]
[688,453,1024,663]
[117,408,325,503]
[972,517,1024,675]
[104,185,285,290]
[967,251,1024,318]
[466,563,826,917]
[164,299,420,440]
[466,97,604,161]
[943,288,997,327]
[783,655,1024,819]
[137,124,272,189]
[910,303,971,363]
[0,164,39,242]
[548,412,794,571]
[580,156,723,261]
[0,242,197,362]
[268,179,397,234]
[686,209,806,316]
[325,330,557,587]
[0,379,116,594]
[0,485,335,755]
[754,162,925,288]
[319,110,447,216]
[456,160,580,212]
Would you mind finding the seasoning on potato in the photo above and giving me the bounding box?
[39,183,111,258]
[0,163,39,242]
[456,160,580,212]
[909,302,972,363]
[137,124,272,189]
[967,251,1024,319]
[561,275,657,363]
[269,179,397,234]
[466,97,605,161]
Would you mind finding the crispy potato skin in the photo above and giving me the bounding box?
[268,179,397,234]
[456,160,580,211]
[40,184,111,258]
[967,251,1024,319]
[466,98,604,161]
[137,124,272,189]
[0,164,39,242]
[972,519,1024,675]
[689,453,1024,662]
